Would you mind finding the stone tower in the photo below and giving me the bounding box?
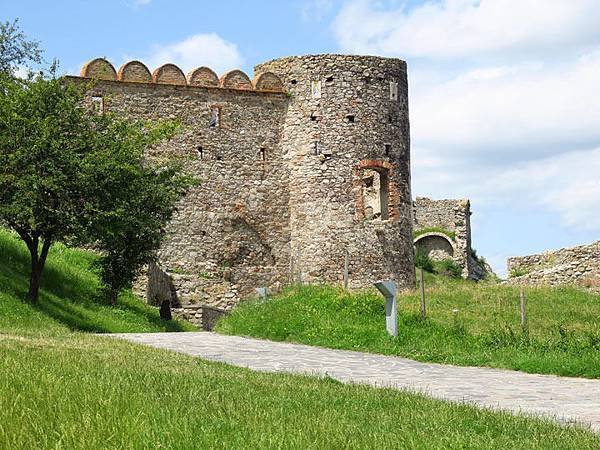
[255,55,414,289]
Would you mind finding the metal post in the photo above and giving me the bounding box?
[374,280,398,337]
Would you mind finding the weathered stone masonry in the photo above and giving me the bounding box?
[75,54,415,318]
[507,241,600,287]
[412,197,488,280]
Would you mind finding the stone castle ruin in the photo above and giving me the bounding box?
[507,241,600,287]
[412,197,488,280]
[74,54,415,319]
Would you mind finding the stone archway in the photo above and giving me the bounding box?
[413,232,455,261]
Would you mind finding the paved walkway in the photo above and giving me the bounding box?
[111,332,600,432]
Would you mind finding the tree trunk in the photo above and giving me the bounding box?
[25,237,52,303]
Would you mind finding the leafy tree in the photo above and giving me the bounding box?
[0,19,43,75]
[0,73,187,303]
[81,117,190,305]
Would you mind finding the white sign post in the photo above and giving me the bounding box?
[373,280,398,337]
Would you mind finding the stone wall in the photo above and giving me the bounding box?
[507,241,600,286]
[412,197,484,279]
[74,53,415,313]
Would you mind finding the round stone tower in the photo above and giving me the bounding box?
[255,54,415,290]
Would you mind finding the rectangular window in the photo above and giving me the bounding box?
[91,95,103,114]
[209,106,220,128]
[311,80,322,99]
[389,81,398,101]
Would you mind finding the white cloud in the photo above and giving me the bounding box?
[332,0,600,234]
[333,0,600,59]
[302,0,334,22]
[138,33,244,76]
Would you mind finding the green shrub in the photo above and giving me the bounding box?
[434,259,462,279]
[509,267,530,278]
[414,248,434,273]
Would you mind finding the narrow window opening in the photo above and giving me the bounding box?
[325,76,334,82]
[313,141,320,156]
[91,95,103,114]
[209,106,220,128]
[384,143,391,156]
[360,168,390,221]
[259,147,266,161]
[346,114,355,123]
[311,80,322,99]
[310,113,317,121]
[389,81,399,101]
[290,79,297,85]
[197,146,203,159]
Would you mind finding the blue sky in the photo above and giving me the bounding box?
[5,0,600,275]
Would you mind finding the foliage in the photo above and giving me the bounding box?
[0,19,42,75]
[509,267,530,278]
[216,280,600,378]
[0,72,187,303]
[0,228,196,335]
[433,259,462,279]
[80,115,191,304]
[414,248,434,272]
[413,226,456,241]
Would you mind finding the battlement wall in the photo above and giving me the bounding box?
[80,58,285,92]
[75,61,291,309]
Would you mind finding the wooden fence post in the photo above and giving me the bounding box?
[520,286,527,332]
[344,250,349,290]
[419,267,426,319]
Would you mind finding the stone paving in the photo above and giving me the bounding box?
[111,332,600,432]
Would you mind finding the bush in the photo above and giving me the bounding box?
[414,248,434,273]
[434,259,462,279]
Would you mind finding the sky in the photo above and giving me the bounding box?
[4,0,600,276]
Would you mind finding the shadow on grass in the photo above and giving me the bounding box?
[0,229,189,333]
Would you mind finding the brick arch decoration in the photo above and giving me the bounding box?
[80,58,117,80]
[220,69,252,90]
[187,66,219,87]
[117,60,152,83]
[152,63,186,85]
[253,72,284,92]
[413,232,456,260]
[353,160,401,221]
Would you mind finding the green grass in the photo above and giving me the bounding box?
[216,278,600,378]
[0,228,196,335]
[413,226,456,240]
[1,333,598,449]
[1,227,599,447]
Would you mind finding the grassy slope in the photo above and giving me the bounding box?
[216,278,600,378]
[1,333,599,449]
[1,228,598,447]
[0,228,196,334]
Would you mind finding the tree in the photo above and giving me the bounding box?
[0,19,43,75]
[0,73,187,303]
[81,117,189,305]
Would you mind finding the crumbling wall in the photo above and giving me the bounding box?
[507,241,600,286]
[412,197,479,279]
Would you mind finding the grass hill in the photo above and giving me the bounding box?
[0,228,196,335]
[1,228,599,447]
[216,276,600,378]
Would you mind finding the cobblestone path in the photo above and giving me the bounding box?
[111,332,600,432]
